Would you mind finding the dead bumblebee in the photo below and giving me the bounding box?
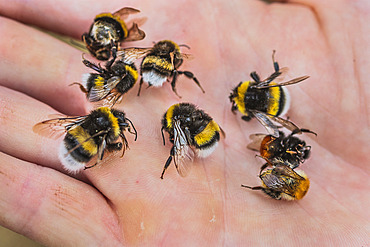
[82,7,145,60]
[33,107,137,173]
[247,129,316,170]
[229,51,309,137]
[242,159,310,200]
[72,54,138,106]
[118,40,205,97]
[160,103,221,179]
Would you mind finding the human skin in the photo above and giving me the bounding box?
[0,0,369,246]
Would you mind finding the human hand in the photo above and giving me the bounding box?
[0,0,369,246]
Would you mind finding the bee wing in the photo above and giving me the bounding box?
[264,165,304,196]
[124,23,146,42]
[179,53,194,60]
[251,111,280,138]
[258,67,289,85]
[88,76,122,102]
[251,110,302,137]
[255,75,309,89]
[247,133,267,151]
[113,7,141,20]
[33,115,88,139]
[265,114,302,135]
[173,120,195,177]
[117,47,152,63]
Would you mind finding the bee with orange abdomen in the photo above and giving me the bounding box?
[242,159,310,200]
[247,129,317,170]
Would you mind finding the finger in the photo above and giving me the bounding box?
[0,152,124,246]
[0,86,76,175]
[0,0,139,38]
[0,17,87,115]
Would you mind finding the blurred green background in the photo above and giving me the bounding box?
[0,226,43,247]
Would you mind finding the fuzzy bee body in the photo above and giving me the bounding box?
[248,129,316,170]
[229,51,309,137]
[242,161,310,200]
[119,40,205,97]
[160,103,221,178]
[74,56,138,105]
[34,107,137,173]
[82,7,145,60]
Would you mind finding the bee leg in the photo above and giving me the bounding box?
[119,133,130,157]
[241,115,252,121]
[272,50,280,73]
[160,147,174,179]
[290,128,317,137]
[105,40,117,69]
[161,126,166,145]
[259,163,270,175]
[170,71,182,98]
[125,118,137,141]
[250,71,261,83]
[137,77,144,96]
[231,102,238,114]
[69,82,88,94]
[241,185,264,190]
[82,56,106,74]
[106,142,123,151]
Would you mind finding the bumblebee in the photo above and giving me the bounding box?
[247,129,317,170]
[72,54,138,106]
[33,107,137,173]
[160,103,221,179]
[241,160,310,200]
[118,40,205,97]
[229,51,309,137]
[82,7,145,60]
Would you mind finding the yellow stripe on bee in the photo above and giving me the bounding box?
[95,13,128,38]
[165,104,179,129]
[68,126,97,155]
[194,120,220,146]
[125,65,138,82]
[235,81,250,116]
[267,83,281,116]
[98,107,120,137]
[143,56,174,71]
[94,76,105,89]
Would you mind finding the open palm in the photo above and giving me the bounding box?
[0,0,369,246]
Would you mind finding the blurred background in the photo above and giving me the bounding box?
[0,226,43,247]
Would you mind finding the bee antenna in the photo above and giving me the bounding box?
[179,44,191,50]
[125,118,137,141]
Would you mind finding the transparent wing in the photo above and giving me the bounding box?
[264,165,304,196]
[265,114,301,134]
[113,7,141,20]
[173,120,195,177]
[88,76,123,102]
[251,111,280,138]
[33,115,87,139]
[117,47,152,63]
[247,133,267,151]
[179,53,194,60]
[254,75,309,89]
[125,23,146,42]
